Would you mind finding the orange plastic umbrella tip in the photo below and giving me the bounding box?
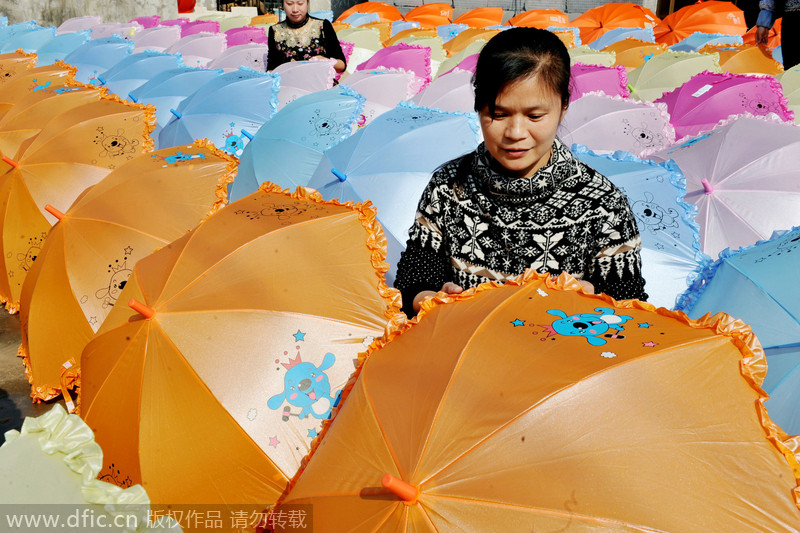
[128,299,155,319]
[381,474,419,504]
[44,204,65,220]
[1,155,18,168]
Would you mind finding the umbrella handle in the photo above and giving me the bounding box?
[701,178,714,194]
[381,474,419,504]
[1,155,18,168]
[129,299,155,319]
[45,204,65,220]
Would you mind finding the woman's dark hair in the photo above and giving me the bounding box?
[473,27,571,114]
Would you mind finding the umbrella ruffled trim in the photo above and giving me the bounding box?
[12,48,39,66]
[189,137,239,217]
[280,268,800,511]
[397,99,482,143]
[17,343,64,403]
[572,62,630,98]
[387,42,432,92]
[549,26,581,48]
[669,31,743,51]
[331,82,367,140]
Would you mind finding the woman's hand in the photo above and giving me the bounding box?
[755,26,770,45]
[412,283,463,313]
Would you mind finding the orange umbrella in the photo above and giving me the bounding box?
[443,28,500,56]
[505,9,570,28]
[383,28,438,48]
[0,50,37,84]
[337,1,403,23]
[701,43,784,75]
[654,0,747,46]
[0,92,154,313]
[571,2,661,44]
[81,184,402,509]
[604,37,669,69]
[276,271,800,530]
[249,13,279,26]
[19,140,236,405]
[453,7,504,28]
[743,18,781,49]
[0,62,78,120]
[403,3,452,28]
[332,21,350,32]
[552,28,581,49]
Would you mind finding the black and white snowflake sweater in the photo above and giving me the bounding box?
[394,139,648,316]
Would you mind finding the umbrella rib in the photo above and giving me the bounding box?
[361,367,412,482]
[62,216,175,245]
[723,259,800,331]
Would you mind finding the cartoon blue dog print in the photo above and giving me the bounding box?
[546,307,634,346]
[268,352,339,420]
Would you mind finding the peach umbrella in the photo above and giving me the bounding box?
[383,27,437,47]
[337,1,402,23]
[0,62,78,120]
[0,92,154,313]
[453,7,504,28]
[506,9,569,28]
[276,271,800,531]
[0,50,37,83]
[403,3,452,29]
[743,18,781,49]
[19,140,236,405]
[700,44,784,75]
[80,184,403,510]
[654,0,747,46]
[571,2,660,45]
[360,21,392,42]
[603,37,668,69]
[443,28,499,56]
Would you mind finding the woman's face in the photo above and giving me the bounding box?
[284,0,308,24]
[479,75,566,179]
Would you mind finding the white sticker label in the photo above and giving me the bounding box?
[692,84,713,97]
[62,361,72,369]
[550,16,561,21]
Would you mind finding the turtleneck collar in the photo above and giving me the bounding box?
[285,14,310,29]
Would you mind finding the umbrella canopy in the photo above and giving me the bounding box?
[163,31,227,68]
[276,270,800,530]
[603,37,667,69]
[131,25,181,52]
[384,27,436,47]
[570,62,630,101]
[158,67,278,154]
[627,50,722,101]
[571,2,660,45]
[0,50,37,83]
[94,50,185,99]
[0,62,79,121]
[127,65,222,142]
[0,26,57,54]
[436,23,470,42]
[34,30,91,66]
[356,42,432,93]
[743,17,781,49]
[572,146,710,308]
[180,19,220,37]
[677,226,800,434]
[274,59,337,109]
[307,103,481,284]
[559,92,674,156]
[130,15,161,29]
[587,26,655,51]
[669,31,743,53]
[20,140,236,404]
[225,26,267,46]
[506,9,569,28]
[343,67,416,126]
[568,44,616,67]
[654,0,747,46]
[0,92,155,312]
[89,22,142,41]
[779,66,800,122]
[338,1,402,23]
[206,42,268,72]
[647,115,800,257]
[452,7,504,29]
[443,28,499,56]
[336,26,383,51]
[0,22,39,46]
[57,16,102,34]
[389,35,446,80]
[411,68,474,113]
[230,86,364,199]
[62,35,134,84]
[360,21,393,42]
[437,51,479,78]
[655,70,792,140]
[81,184,402,508]
[702,44,784,75]
[404,4,452,29]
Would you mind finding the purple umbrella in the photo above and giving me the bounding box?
[356,42,432,93]
[57,16,102,34]
[411,68,474,113]
[570,62,630,101]
[90,22,143,40]
[440,52,478,77]
[159,18,190,27]
[655,70,793,140]
[207,43,268,72]
[132,25,181,52]
[225,26,267,47]
[130,15,161,29]
[345,67,416,126]
[164,32,227,68]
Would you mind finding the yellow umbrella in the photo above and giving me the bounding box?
[435,40,486,77]
[568,44,617,67]
[603,37,668,70]
[383,27,437,47]
[627,50,722,101]
[778,66,800,123]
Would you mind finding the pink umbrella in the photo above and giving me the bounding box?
[355,42,432,93]
[655,70,793,140]
[440,52,479,76]
[345,67,416,126]
[207,43,269,72]
[57,16,102,34]
[90,22,143,40]
[411,68,475,113]
[165,32,227,68]
[275,59,337,108]
[559,92,674,157]
[160,18,190,27]
[225,26,268,46]
[130,15,161,29]
[570,62,630,101]
[647,115,800,257]
[181,20,220,37]
[338,41,355,80]
[132,25,181,52]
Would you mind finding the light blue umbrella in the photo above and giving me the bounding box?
[676,226,800,434]
[0,25,56,53]
[572,145,712,309]
[310,10,334,22]
[62,35,133,83]
[159,66,279,155]
[0,17,6,28]
[230,85,364,201]
[0,21,38,47]
[32,30,90,66]
[308,102,481,283]
[774,45,783,66]
[437,23,469,41]
[588,26,654,50]
[95,50,185,98]
[343,12,381,27]
[128,66,223,143]
[669,32,743,53]
[391,20,420,36]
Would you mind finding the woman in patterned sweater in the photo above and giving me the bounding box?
[394,28,648,317]
[267,0,347,73]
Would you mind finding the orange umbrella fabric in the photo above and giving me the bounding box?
[453,7,504,28]
[571,2,661,44]
[337,1,403,23]
[19,140,236,404]
[505,9,570,28]
[0,50,37,83]
[277,271,800,530]
[81,184,403,509]
[701,44,784,75]
[0,62,78,120]
[383,28,438,48]
[655,0,747,46]
[404,3,452,28]
[604,38,669,69]
[0,92,154,312]
[443,28,500,56]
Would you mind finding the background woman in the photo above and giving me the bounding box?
[267,0,347,73]
[394,27,648,316]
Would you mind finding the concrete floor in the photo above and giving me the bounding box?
[0,311,54,444]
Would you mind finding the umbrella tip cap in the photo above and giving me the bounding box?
[170,108,182,119]
[1,155,18,168]
[381,474,419,504]
[331,168,347,182]
[128,93,138,102]
[44,204,65,220]
[701,178,714,194]
[128,299,155,319]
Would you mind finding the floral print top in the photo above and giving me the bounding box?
[267,15,347,71]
